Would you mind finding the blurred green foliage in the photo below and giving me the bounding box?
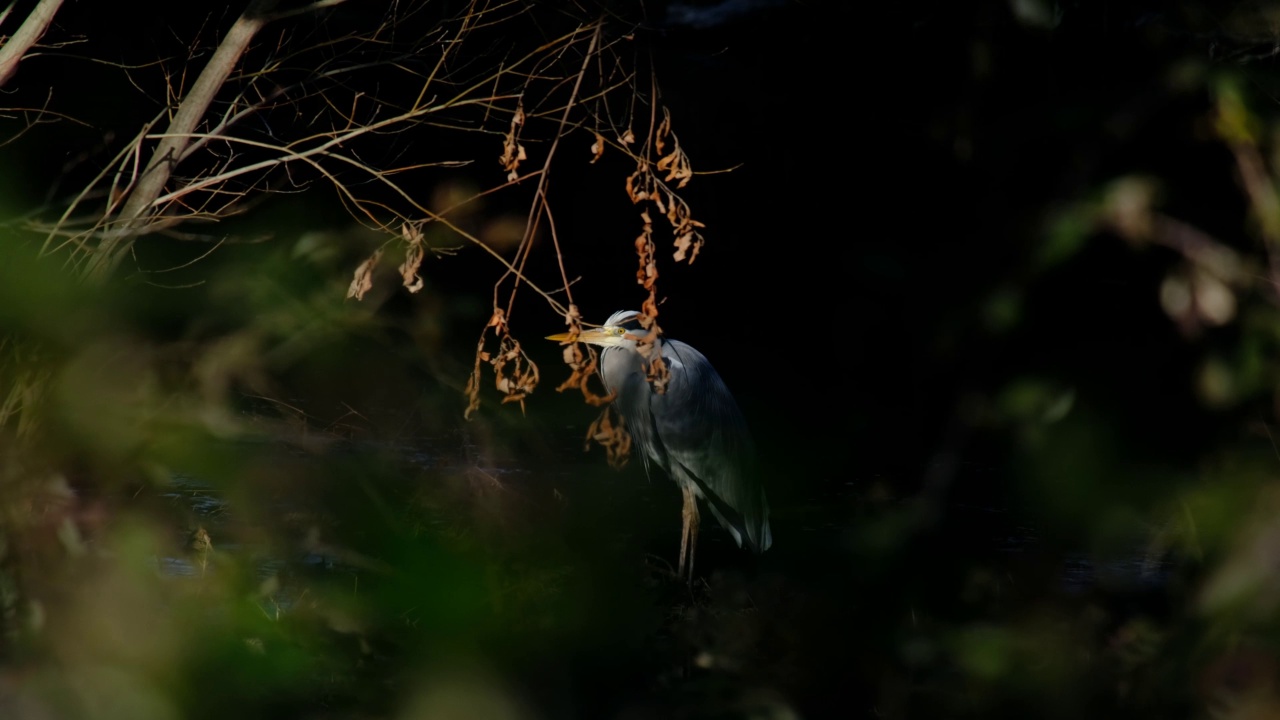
[17,1,1280,719]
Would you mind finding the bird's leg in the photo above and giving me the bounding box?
[678,485,691,580]
[687,488,700,583]
[678,484,700,583]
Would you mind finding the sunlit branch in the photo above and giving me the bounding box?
[0,0,64,87]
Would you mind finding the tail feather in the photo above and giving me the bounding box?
[702,488,772,554]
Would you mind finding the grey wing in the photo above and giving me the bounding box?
[650,339,772,553]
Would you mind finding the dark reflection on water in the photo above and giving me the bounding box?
[158,449,1174,588]
[113,400,1196,720]
[160,474,228,519]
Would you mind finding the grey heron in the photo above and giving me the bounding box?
[548,310,771,581]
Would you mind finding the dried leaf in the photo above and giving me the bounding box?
[640,296,660,321]
[465,309,542,417]
[586,404,632,468]
[658,146,693,188]
[646,352,671,395]
[590,132,605,163]
[551,305,617,407]
[500,136,518,168]
[499,100,527,179]
[562,343,583,367]
[490,331,538,414]
[653,191,667,216]
[673,233,692,262]
[626,166,651,203]
[656,108,672,155]
[665,191,679,224]
[399,224,426,293]
[346,249,383,301]
[634,213,657,290]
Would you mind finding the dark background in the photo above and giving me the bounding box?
[4,1,1280,718]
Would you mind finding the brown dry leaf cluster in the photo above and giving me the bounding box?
[654,108,693,188]
[398,223,426,294]
[586,403,632,469]
[499,101,528,182]
[624,163,654,204]
[552,304,615,406]
[545,111,711,459]
[347,225,434,301]
[550,306,632,464]
[634,209,658,291]
[635,320,670,396]
[464,308,540,419]
[668,196,706,263]
[346,249,382,300]
[623,111,706,265]
[617,109,719,396]
[590,127,635,163]
[626,211,671,395]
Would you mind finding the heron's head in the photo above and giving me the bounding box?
[546,310,655,347]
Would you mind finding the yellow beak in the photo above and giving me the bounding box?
[546,327,617,346]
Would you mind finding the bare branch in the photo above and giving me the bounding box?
[0,0,64,87]
[84,0,280,281]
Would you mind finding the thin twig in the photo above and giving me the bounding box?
[499,21,601,321]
